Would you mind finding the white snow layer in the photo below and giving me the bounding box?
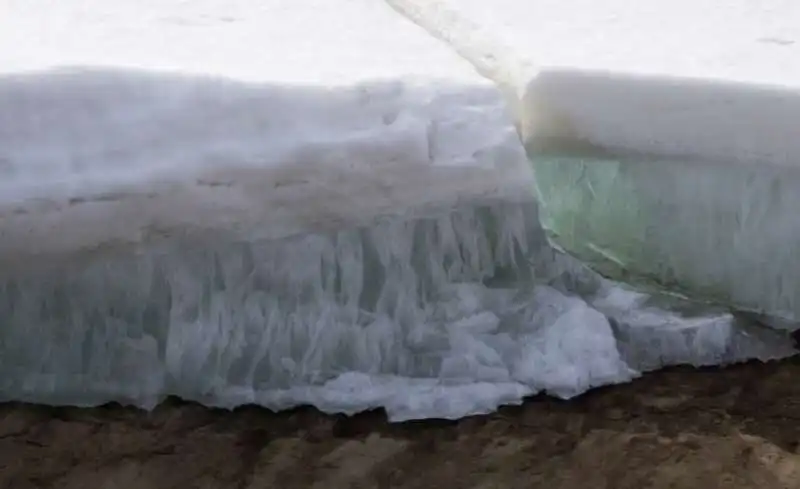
[0,0,795,421]
[389,0,800,327]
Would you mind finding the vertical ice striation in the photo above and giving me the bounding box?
[2,198,791,421]
[0,201,637,420]
[0,203,530,408]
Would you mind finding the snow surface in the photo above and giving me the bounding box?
[0,0,795,421]
[390,0,800,326]
[1,0,530,261]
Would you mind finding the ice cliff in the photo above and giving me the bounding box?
[0,0,795,421]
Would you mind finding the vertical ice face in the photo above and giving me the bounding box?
[0,0,796,421]
[527,73,800,327]
[0,202,543,411]
[2,200,676,421]
[3,196,791,421]
[388,0,800,327]
[534,148,800,327]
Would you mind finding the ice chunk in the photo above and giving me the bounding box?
[510,286,636,398]
[0,0,547,420]
[591,283,797,372]
[389,0,800,325]
[531,252,796,375]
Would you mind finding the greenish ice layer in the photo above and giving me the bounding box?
[532,151,800,328]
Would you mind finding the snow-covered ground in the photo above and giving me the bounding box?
[389,0,800,327]
[0,0,794,421]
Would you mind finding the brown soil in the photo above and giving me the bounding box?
[4,358,800,489]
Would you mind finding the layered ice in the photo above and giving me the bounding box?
[0,0,796,421]
[389,0,800,327]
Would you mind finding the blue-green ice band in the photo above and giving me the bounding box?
[532,151,800,327]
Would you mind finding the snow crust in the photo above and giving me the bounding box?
[389,0,800,326]
[0,0,795,420]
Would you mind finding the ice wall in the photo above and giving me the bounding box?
[0,0,795,420]
[4,196,790,421]
[388,0,800,327]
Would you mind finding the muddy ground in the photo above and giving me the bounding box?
[4,358,800,489]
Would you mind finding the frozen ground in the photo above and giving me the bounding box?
[390,0,800,326]
[0,0,796,421]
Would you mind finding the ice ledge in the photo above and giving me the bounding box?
[387,0,800,161]
[388,0,800,324]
